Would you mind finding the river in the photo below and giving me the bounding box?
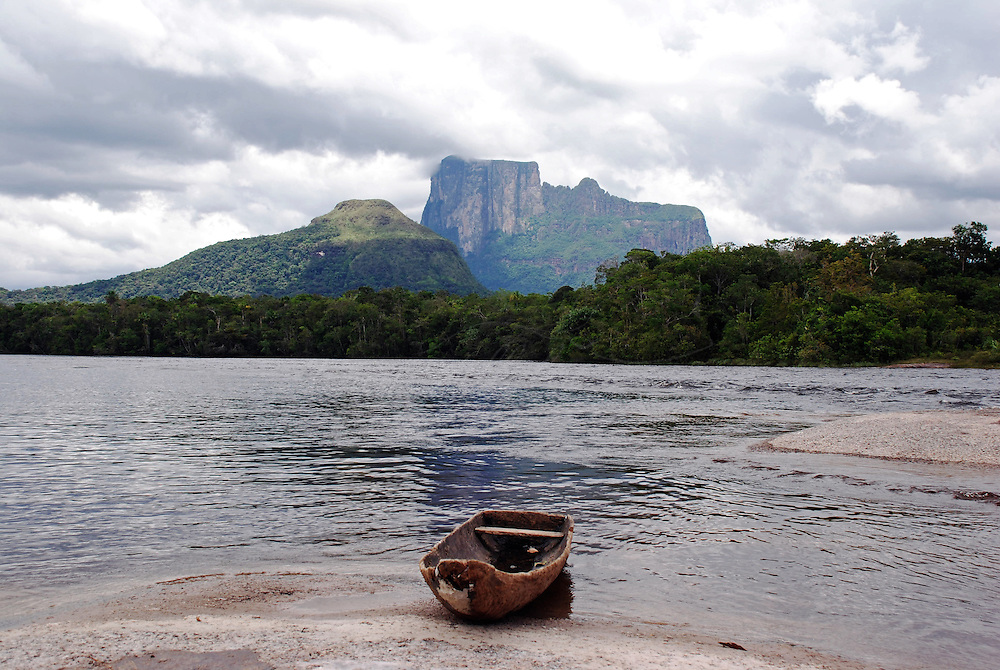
[1,356,998,668]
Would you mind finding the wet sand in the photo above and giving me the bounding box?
[754,408,1000,466]
[0,570,874,670]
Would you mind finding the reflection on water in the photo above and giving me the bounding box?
[1,356,999,669]
[513,570,574,620]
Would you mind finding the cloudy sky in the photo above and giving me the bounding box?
[2,0,999,289]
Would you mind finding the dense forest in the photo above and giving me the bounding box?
[2,223,997,367]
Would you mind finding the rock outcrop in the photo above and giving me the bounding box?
[420,156,544,254]
[420,156,712,293]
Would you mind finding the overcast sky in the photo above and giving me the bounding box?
[2,1,999,289]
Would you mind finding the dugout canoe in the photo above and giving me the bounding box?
[418,510,573,621]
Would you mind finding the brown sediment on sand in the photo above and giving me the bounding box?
[0,571,876,670]
[753,408,1000,466]
[883,362,952,368]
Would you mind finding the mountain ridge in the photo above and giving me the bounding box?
[2,158,713,303]
[0,199,485,304]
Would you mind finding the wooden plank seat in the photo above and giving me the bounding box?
[475,526,565,539]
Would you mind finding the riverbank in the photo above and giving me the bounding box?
[754,408,1000,466]
[0,570,875,670]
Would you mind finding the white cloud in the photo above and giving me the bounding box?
[875,23,929,75]
[0,192,248,288]
[812,73,926,126]
[935,75,1000,156]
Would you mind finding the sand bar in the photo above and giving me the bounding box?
[755,408,1000,466]
[0,570,876,670]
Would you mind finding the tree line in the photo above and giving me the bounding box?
[2,223,998,366]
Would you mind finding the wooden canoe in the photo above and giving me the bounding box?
[418,510,573,621]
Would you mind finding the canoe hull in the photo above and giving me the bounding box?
[419,510,573,621]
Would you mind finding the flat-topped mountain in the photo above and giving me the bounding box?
[420,156,712,293]
[0,199,484,304]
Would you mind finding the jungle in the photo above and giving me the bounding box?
[2,224,997,367]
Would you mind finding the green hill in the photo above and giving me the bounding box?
[0,200,485,304]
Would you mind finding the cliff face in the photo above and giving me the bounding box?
[540,179,709,255]
[421,156,712,293]
[420,155,544,254]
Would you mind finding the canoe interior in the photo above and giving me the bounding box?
[421,510,571,574]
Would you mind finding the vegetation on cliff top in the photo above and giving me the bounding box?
[2,223,997,367]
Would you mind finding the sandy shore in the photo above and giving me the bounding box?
[754,408,1000,466]
[0,570,876,670]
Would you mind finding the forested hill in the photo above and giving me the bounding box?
[0,200,485,304]
[1,223,997,367]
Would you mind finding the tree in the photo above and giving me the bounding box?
[951,222,991,274]
[847,232,900,277]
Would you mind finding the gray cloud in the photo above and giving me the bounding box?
[0,57,459,204]
[1,0,998,289]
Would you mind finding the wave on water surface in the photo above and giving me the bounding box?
[1,357,998,669]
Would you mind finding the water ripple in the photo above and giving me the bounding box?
[1,357,998,669]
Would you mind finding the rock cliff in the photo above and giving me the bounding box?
[420,156,544,254]
[420,156,712,293]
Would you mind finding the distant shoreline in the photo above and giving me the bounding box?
[3,351,999,372]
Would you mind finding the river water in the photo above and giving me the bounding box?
[1,356,998,668]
